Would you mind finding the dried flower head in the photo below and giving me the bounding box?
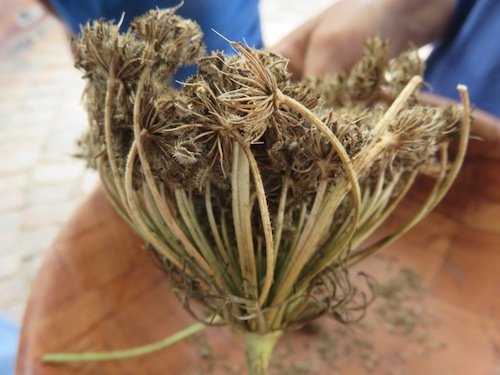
[74,8,470,374]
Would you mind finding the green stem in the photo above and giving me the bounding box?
[244,331,282,375]
[43,316,221,363]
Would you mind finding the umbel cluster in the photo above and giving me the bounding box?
[74,7,469,337]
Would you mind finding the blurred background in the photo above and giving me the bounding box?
[0,0,335,324]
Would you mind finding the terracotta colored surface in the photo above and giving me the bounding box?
[17,107,500,374]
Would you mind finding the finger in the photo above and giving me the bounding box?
[270,16,320,79]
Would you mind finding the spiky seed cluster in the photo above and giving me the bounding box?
[75,7,204,171]
[75,9,469,335]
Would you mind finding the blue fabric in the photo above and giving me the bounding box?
[48,1,262,51]
[0,314,19,375]
[49,0,500,116]
[425,0,500,116]
[48,0,262,82]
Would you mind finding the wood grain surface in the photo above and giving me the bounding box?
[17,106,500,375]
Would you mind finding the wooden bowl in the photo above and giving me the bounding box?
[16,98,500,374]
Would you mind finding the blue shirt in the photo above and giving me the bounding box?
[425,0,500,116]
[48,0,500,115]
[0,314,19,375]
[48,0,263,81]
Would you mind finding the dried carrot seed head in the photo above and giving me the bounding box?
[74,8,469,334]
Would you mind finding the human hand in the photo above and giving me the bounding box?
[271,0,455,79]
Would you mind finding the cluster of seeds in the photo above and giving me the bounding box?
[75,8,469,339]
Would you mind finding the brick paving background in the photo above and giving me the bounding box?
[0,0,334,323]
[0,0,98,322]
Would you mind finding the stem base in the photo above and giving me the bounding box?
[244,331,282,375]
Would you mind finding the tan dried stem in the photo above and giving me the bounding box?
[349,85,471,265]
[103,65,131,219]
[240,142,276,307]
[266,89,362,326]
[123,142,184,270]
[231,141,258,302]
[131,67,213,277]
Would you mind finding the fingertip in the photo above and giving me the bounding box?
[269,43,303,80]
